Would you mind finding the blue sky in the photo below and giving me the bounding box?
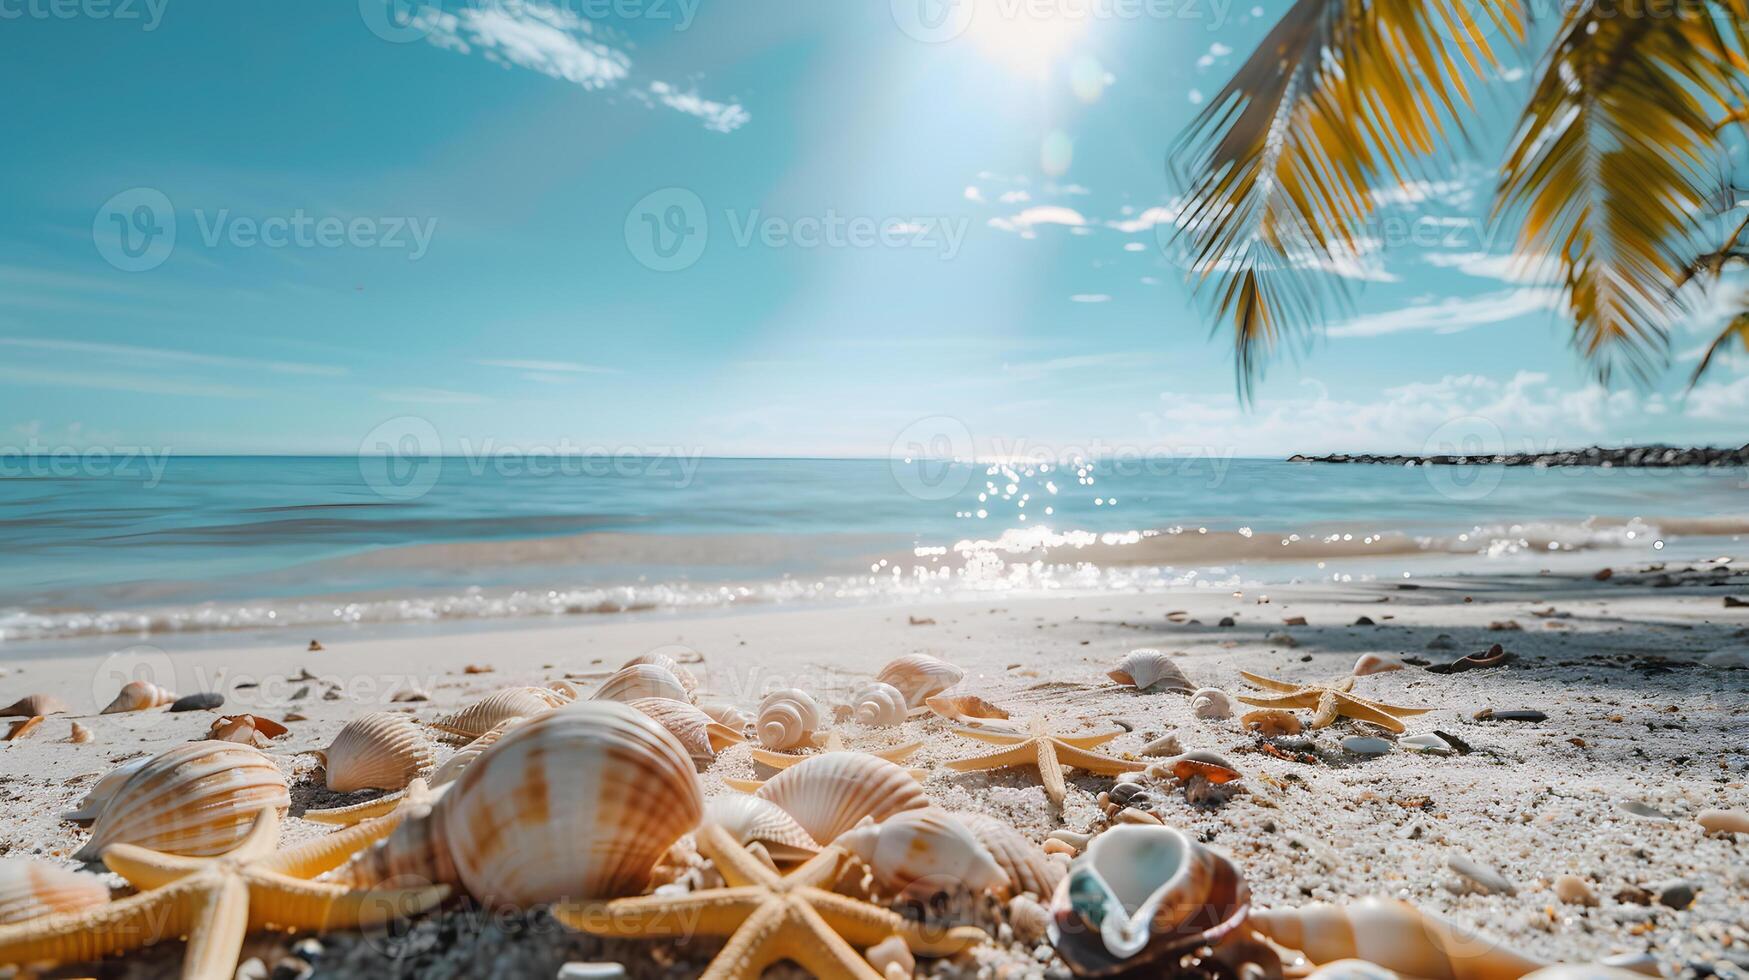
[2,0,1745,458]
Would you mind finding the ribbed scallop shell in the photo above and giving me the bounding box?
[1,694,70,717]
[752,751,928,844]
[99,680,177,714]
[430,687,556,742]
[852,682,908,727]
[838,808,1008,896]
[875,654,965,707]
[0,859,110,925]
[346,701,703,907]
[621,653,699,696]
[60,756,151,826]
[539,681,580,704]
[590,665,691,705]
[321,712,436,793]
[429,717,526,787]
[74,740,289,861]
[756,688,822,749]
[1108,650,1193,693]
[958,812,1065,900]
[629,698,745,762]
[696,699,754,733]
[704,795,819,863]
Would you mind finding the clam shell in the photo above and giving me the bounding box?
[1190,688,1233,720]
[1250,897,1546,979]
[1353,654,1404,676]
[430,717,527,787]
[1048,824,1250,975]
[430,687,556,742]
[852,682,908,728]
[875,654,964,707]
[321,712,436,793]
[755,688,822,750]
[704,795,820,863]
[0,859,109,925]
[1,694,70,717]
[590,665,691,705]
[61,756,151,826]
[347,701,703,906]
[621,653,699,695]
[696,699,754,733]
[752,751,928,844]
[958,812,1065,900]
[1108,650,1193,694]
[924,694,1010,724]
[1241,709,1301,736]
[839,808,1008,896]
[99,680,176,714]
[629,698,744,762]
[74,741,289,860]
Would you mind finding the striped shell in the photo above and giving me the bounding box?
[704,795,820,863]
[629,698,745,762]
[430,687,555,742]
[958,812,1065,900]
[621,653,699,695]
[1,694,70,718]
[320,712,436,793]
[1108,650,1193,693]
[696,699,754,733]
[752,751,929,844]
[838,808,1009,897]
[852,683,908,727]
[99,680,177,714]
[345,701,703,907]
[0,859,110,925]
[590,665,691,705]
[430,718,527,787]
[73,741,289,861]
[756,688,821,750]
[61,756,151,826]
[1251,898,1546,979]
[875,654,964,707]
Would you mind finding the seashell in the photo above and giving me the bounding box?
[1342,736,1392,756]
[1553,874,1597,906]
[875,654,964,707]
[1305,961,1402,980]
[590,665,690,705]
[924,693,1010,724]
[1699,808,1749,835]
[61,756,152,826]
[865,935,913,980]
[1250,898,1546,979]
[1140,733,1184,757]
[695,699,754,733]
[751,751,928,844]
[73,740,289,860]
[208,714,287,748]
[68,721,94,744]
[1522,968,1652,980]
[542,680,580,703]
[430,687,556,742]
[1,694,70,717]
[620,653,699,696]
[838,808,1008,897]
[1047,824,1250,976]
[1400,733,1453,755]
[704,795,819,864]
[1190,688,1233,720]
[0,859,110,925]
[957,812,1064,900]
[1242,709,1301,736]
[168,692,224,712]
[343,701,703,907]
[853,683,909,727]
[100,680,176,714]
[5,716,42,741]
[1353,654,1404,676]
[755,688,822,750]
[1010,894,1051,945]
[319,712,436,793]
[430,717,527,787]
[1108,650,1193,694]
[1157,751,1241,785]
[628,698,744,762]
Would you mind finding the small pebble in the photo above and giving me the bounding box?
[1341,736,1391,756]
[1399,733,1452,755]
[1267,632,1298,648]
[236,958,270,980]
[1447,854,1516,896]
[865,936,913,979]
[557,964,627,980]
[1426,634,1456,650]
[1616,800,1673,821]
[1217,616,1236,627]
[169,692,224,712]
[1656,880,1696,910]
[1553,873,1597,906]
[1352,616,1376,626]
[270,957,311,980]
[1698,808,1749,835]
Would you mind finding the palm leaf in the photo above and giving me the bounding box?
[1691,311,1749,382]
[1169,0,1523,400]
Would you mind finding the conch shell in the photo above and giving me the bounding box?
[73,741,289,861]
[1250,897,1547,980]
[343,701,703,907]
[852,682,908,727]
[60,756,151,826]
[875,654,964,707]
[319,712,436,793]
[696,699,754,733]
[1048,824,1250,976]
[756,688,821,750]
[621,652,699,695]
[0,859,110,925]
[99,680,176,714]
[751,751,929,844]
[628,698,745,762]
[957,812,1065,900]
[1,694,69,717]
[704,795,819,864]
[590,665,691,705]
[429,718,526,787]
[1191,688,1235,720]
[1108,650,1194,693]
[430,687,556,742]
[838,808,1009,897]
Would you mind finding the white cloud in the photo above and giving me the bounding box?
[1069,294,1111,303]
[0,337,346,377]
[478,358,617,374]
[379,387,491,405]
[1188,88,1204,105]
[999,190,1031,204]
[1371,176,1478,210]
[1686,373,1749,419]
[646,82,750,133]
[1327,288,1561,338]
[1104,205,1181,234]
[1421,251,1544,285]
[987,206,1088,238]
[964,185,985,203]
[1195,42,1233,68]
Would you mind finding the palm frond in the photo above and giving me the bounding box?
[1690,311,1749,382]
[1169,0,1523,401]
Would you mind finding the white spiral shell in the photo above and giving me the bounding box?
[430,687,556,742]
[320,712,436,793]
[0,859,110,925]
[629,698,745,762]
[1109,650,1194,693]
[60,755,152,826]
[704,795,820,863]
[1190,688,1234,720]
[99,680,177,714]
[74,741,289,861]
[751,751,929,844]
[852,682,908,727]
[875,654,965,707]
[590,665,691,705]
[696,699,754,733]
[837,808,1009,896]
[756,688,822,750]
[621,653,700,696]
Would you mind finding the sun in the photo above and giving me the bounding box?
[963,0,1091,77]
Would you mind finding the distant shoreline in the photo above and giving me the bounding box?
[1288,444,1749,467]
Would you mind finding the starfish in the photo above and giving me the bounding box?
[555,822,985,980]
[746,730,924,772]
[0,807,447,980]
[1235,670,1431,734]
[942,717,1133,807]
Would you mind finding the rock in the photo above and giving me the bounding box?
[1282,616,1308,626]
[1726,596,1748,607]
[1487,620,1522,631]
[270,957,312,980]
[1594,567,1615,581]
[1399,733,1452,755]
[391,688,430,703]
[1217,616,1236,628]
[557,964,627,980]
[1698,808,1749,835]
[1352,616,1376,627]
[1614,885,1656,906]
[1473,708,1546,722]
[1341,736,1391,756]
[1267,632,1299,648]
[1140,733,1184,757]
[1446,854,1516,896]
[1425,634,1456,650]
[1656,880,1696,910]
[290,939,323,961]
[1616,800,1673,821]
[169,692,224,712]
[307,640,323,651]
[1553,874,1597,906]
[866,936,914,979]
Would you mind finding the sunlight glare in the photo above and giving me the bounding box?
[965,0,1090,77]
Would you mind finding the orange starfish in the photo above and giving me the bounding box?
[1235,671,1431,733]
[943,717,1133,806]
